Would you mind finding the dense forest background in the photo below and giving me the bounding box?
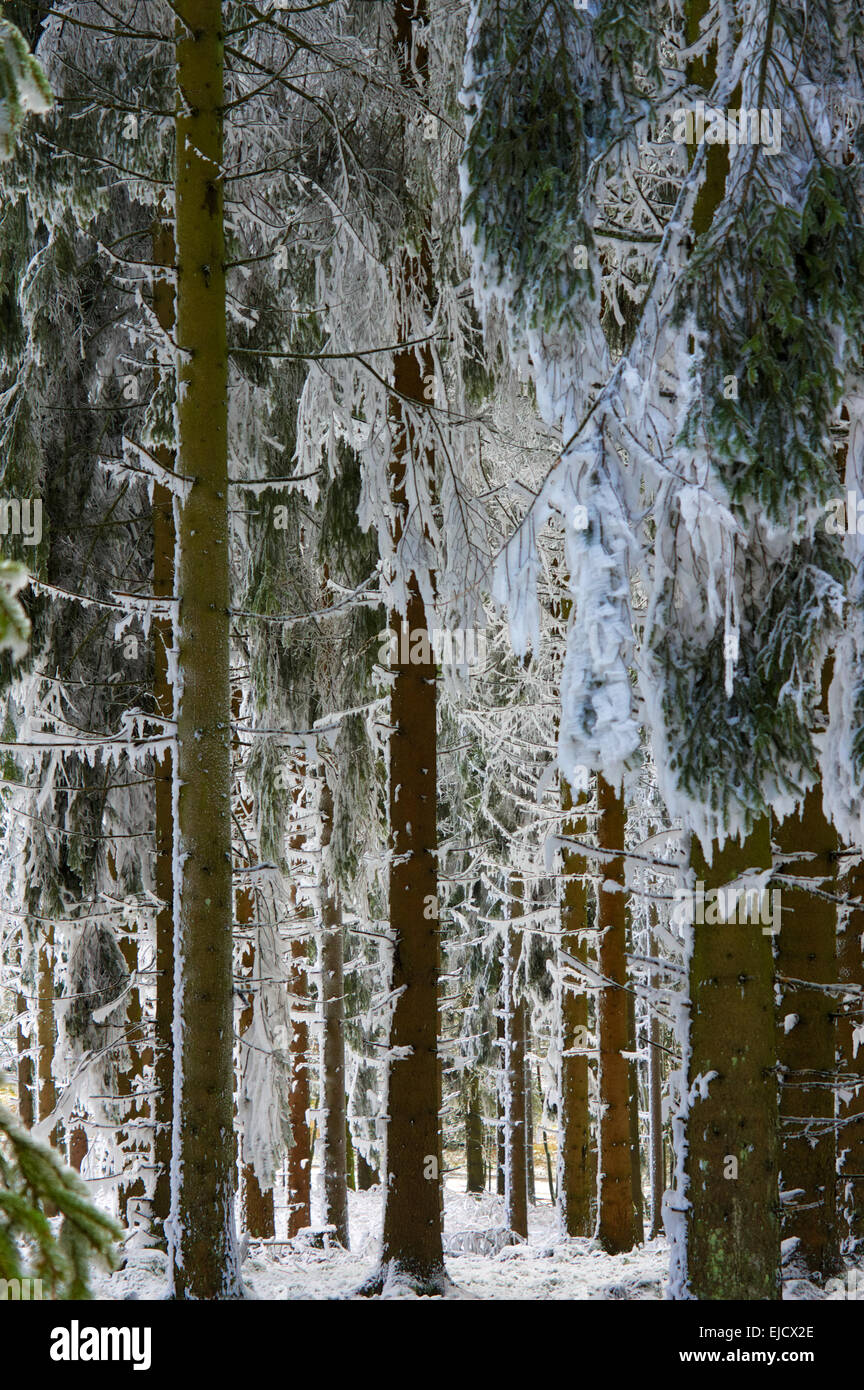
[0,0,863,1305]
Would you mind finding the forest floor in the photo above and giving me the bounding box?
[92,1179,862,1300]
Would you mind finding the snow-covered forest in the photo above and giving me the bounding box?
[0,0,863,1324]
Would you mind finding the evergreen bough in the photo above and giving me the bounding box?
[0,1103,120,1298]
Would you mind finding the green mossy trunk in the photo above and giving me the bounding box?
[465,1071,485,1194]
[675,0,779,1302]
[683,823,780,1300]
[775,789,841,1279]
[837,859,864,1249]
[169,0,239,1299]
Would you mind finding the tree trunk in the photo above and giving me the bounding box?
[36,924,58,1214]
[356,1149,377,1192]
[346,1120,356,1192]
[775,788,841,1279]
[150,216,176,1251]
[558,775,593,1235]
[286,925,311,1237]
[525,1023,535,1205]
[628,981,644,1245]
[371,570,442,1289]
[680,822,780,1300]
[496,1009,505,1197]
[319,776,349,1249]
[595,775,635,1253]
[169,0,239,1299]
[237,884,275,1240]
[116,912,147,1228]
[837,858,864,1250]
[669,0,779,1301]
[240,1163,274,1242]
[465,1071,485,1194]
[37,922,56,1138]
[69,1124,88,1173]
[648,919,665,1239]
[16,988,34,1128]
[361,0,444,1296]
[505,883,528,1239]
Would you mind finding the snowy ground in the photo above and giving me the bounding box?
[93,1179,860,1300]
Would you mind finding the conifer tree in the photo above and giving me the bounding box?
[504,877,528,1239]
[774,741,842,1280]
[168,0,239,1299]
[0,1102,120,1298]
[557,781,593,1237]
[837,859,864,1249]
[595,776,638,1253]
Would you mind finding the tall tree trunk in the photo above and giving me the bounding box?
[150,216,176,1251]
[595,775,635,1253]
[525,1022,535,1205]
[36,923,58,1214]
[371,567,442,1289]
[680,822,780,1299]
[169,0,239,1299]
[628,981,644,1245]
[286,924,311,1237]
[465,1071,485,1194]
[558,776,593,1235]
[775,787,841,1279]
[116,912,147,1228]
[346,1120,356,1192]
[505,881,528,1239]
[237,883,275,1240]
[496,1009,505,1197]
[648,919,665,1239]
[838,858,864,1250]
[671,0,779,1301]
[319,775,349,1249]
[360,0,444,1296]
[16,987,34,1128]
[37,922,56,1138]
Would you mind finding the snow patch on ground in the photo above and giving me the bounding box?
[93,1183,864,1301]
[95,1183,665,1301]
